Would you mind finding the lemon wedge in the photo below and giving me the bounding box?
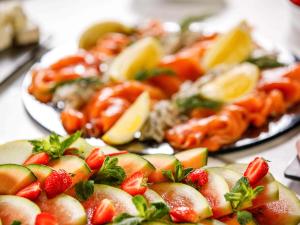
[200,63,259,102]
[108,37,163,81]
[79,21,132,50]
[203,21,253,70]
[102,91,150,145]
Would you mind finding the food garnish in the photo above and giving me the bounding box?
[75,180,94,201]
[246,55,286,69]
[16,181,42,201]
[162,160,193,182]
[134,68,175,81]
[176,95,222,111]
[170,206,198,223]
[185,168,209,187]
[85,148,105,170]
[35,212,58,225]
[244,157,269,186]
[92,199,116,225]
[44,169,72,198]
[120,172,148,196]
[24,152,50,165]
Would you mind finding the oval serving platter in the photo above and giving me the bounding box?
[22,24,299,155]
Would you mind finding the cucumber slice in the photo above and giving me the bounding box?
[142,221,170,225]
[206,167,240,190]
[251,182,300,225]
[0,195,41,225]
[37,193,86,225]
[69,137,94,158]
[0,164,36,194]
[112,153,155,177]
[143,188,166,204]
[151,182,212,221]
[48,155,91,187]
[175,148,208,169]
[82,184,138,223]
[143,154,178,183]
[26,164,53,183]
[0,140,32,164]
[200,219,226,225]
[199,171,232,218]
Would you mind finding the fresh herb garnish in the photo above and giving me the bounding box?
[237,211,256,225]
[94,156,126,185]
[10,221,21,225]
[51,77,102,92]
[180,14,211,32]
[134,68,175,81]
[162,161,193,182]
[29,131,81,159]
[75,180,94,201]
[176,95,222,112]
[246,56,285,69]
[224,177,264,210]
[113,195,169,225]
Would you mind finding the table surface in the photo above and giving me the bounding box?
[0,0,300,194]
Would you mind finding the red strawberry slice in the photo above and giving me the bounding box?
[120,171,147,196]
[105,150,128,157]
[44,169,72,198]
[185,169,208,187]
[86,148,105,170]
[24,152,50,165]
[244,157,269,186]
[16,181,42,200]
[92,199,116,225]
[35,212,58,225]
[170,206,198,223]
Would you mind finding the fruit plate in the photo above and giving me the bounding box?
[21,28,300,155]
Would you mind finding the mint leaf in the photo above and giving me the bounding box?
[10,221,21,225]
[132,195,148,217]
[75,180,94,201]
[163,161,192,182]
[29,132,81,159]
[246,56,285,69]
[224,177,264,210]
[135,68,175,81]
[147,202,169,219]
[113,213,144,225]
[237,211,255,225]
[94,157,126,185]
[176,95,222,111]
[180,14,211,32]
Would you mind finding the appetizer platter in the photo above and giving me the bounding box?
[22,19,300,154]
[0,133,299,225]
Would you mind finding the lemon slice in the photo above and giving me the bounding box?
[79,21,132,49]
[203,21,253,70]
[200,63,259,102]
[108,37,163,81]
[102,91,150,145]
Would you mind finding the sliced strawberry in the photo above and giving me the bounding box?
[44,169,72,198]
[92,199,116,225]
[35,212,58,225]
[105,150,128,157]
[185,169,208,187]
[24,152,50,165]
[86,148,105,170]
[16,181,42,200]
[170,206,198,223]
[244,157,269,186]
[120,171,147,196]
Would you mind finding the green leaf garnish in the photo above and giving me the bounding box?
[246,56,285,69]
[162,161,193,182]
[94,156,126,185]
[113,195,169,225]
[176,95,222,112]
[134,68,175,81]
[75,180,94,201]
[51,77,102,92]
[29,131,81,159]
[237,211,256,225]
[10,221,21,225]
[180,14,211,32]
[224,177,264,211]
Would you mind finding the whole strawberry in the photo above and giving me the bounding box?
[44,169,72,198]
[185,169,208,187]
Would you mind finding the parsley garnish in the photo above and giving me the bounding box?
[162,161,193,182]
[180,14,211,32]
[51,77,102,92]
[75,180,94,201]
[134,68,175,81]
[94,156,126,185]
[10,221,21,225]
[176,95,222,112]
[113,195,169,225]
[237,211,256,225]
[29,131,81,159]
[224,177,264,210]
[246,56,285,69]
